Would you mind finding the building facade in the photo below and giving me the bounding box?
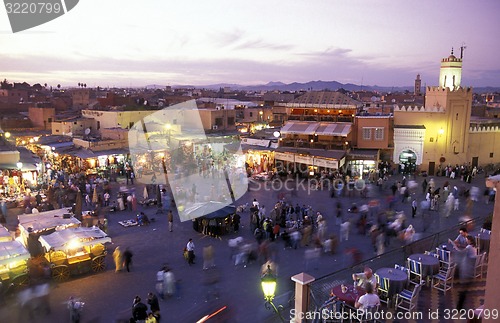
[393,50,500,173]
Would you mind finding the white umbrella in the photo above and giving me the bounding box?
[143,186,149,200]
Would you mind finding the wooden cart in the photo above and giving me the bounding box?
[39,227,111,282]
[0,240,31,291]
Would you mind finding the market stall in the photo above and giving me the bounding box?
[0,224,12,242]
[17,208,81,250]
[0,240,30,289]
[186,201,236,236]
[39,227,111,281]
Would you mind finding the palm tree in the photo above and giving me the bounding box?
[78,82,81,88]
[84,83,87,88]
[57,84,61,89]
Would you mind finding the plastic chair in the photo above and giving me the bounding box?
[395,283,423,312]
[480,228,491,234]
[357,305,380,323]
[407,259,424,285]
[436,247,452,270]
[424,251,439,259]
[474,252,486,279]
[375,274,390,305]
[432,263,456,294]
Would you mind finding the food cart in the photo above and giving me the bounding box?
[0,224,13,242]
[38,227,111,281]
[0,240,31,290]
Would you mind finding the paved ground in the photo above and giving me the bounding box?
[0,171,495,323]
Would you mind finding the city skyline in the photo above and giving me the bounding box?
[1,0,499,88]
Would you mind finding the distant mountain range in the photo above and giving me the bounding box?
[146,81,499,93]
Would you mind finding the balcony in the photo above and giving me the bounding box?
[287,115,354,122]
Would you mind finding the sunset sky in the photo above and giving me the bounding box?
[1,0,499,88]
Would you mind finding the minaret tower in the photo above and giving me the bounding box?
[414,74,422,96]
[439,48,462,90]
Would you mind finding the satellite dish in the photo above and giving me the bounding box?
[84,128,91,135]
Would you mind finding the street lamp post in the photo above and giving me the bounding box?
[261,265,285,322]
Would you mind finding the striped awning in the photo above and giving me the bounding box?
[315,123,352,137]
[280,121,318,135]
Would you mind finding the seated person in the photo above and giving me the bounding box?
[452,235,477,257]
[141,213,151,225]
[355,282,380,310]
[137,212,150,226]
[449,227,468,250]
[352,267,377,289]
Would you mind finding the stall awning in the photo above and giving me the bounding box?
[315,123,352,137]
[92,148,129,157]
[66,149,97,159]
[18,209,81,233]
[0,163,17,170]
[39,227,111,252]
[280,121,318,135]
[42,141,74,150]
[0,240,30,266]
[0,224,12,242]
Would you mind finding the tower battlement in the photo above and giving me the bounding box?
[470,125,500,133]
[426,86,473,93]
[394,104,445,113]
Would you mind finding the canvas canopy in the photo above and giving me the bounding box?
[0,240,30,266]
[18,209,81,234]
[39,227,111,252]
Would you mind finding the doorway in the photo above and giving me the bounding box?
[472,157,479,168]
[398,149,417,174]
[428,162,435,176]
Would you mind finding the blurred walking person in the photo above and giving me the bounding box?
[123,248,133,272]
[163,267,176,299]
[203,245,215,270]
[113,246,123,272]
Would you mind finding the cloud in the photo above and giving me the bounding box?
[211,29,245,47]
[232,39,294,51]
[210,29,294,51]
[298,47,353,57]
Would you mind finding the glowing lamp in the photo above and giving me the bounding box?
[261,265,277,302]
[67,238,81,250]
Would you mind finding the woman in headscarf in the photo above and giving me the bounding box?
[113,246,123,272]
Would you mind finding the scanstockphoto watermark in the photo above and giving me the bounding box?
[249,176,367,195]
[3,0,79,33]
[290,308,424,321]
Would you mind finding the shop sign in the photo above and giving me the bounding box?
[313,158,338,169]
[242,138,270,147]
[294,155,313,165]
[274,152,294,162]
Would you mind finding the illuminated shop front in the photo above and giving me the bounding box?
[346,149,380,177]
[245,149,274,174]
[274,148,345,176]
